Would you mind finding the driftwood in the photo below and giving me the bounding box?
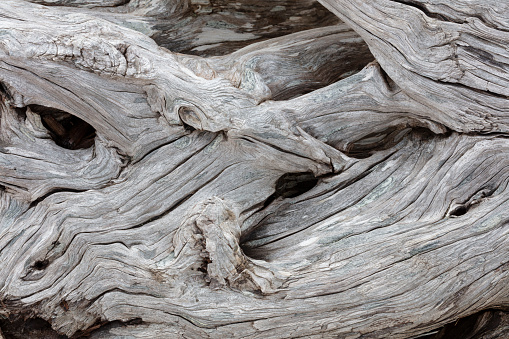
[0,0,508,338]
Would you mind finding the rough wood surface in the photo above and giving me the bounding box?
[0,0,508,338]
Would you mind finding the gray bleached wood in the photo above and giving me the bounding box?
[0,0,508,338]
[25,0,340,56]
[319,0,509,132]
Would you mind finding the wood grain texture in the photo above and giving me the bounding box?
[319,0,509,132]
[24,0,340,56]
[0,0,508,338]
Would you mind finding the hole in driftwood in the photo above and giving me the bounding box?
[447,187,494,218]
[263,172,318,208]
[418,309,507,339]
[0,316,66,339]
[449,205,468,217]
[33,259,49,270]
[29,104,96,150]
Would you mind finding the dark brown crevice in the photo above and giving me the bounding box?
[70,319,110,339]
[262,172,318,209]
[418,309,509,339]
[28,104,96,150]
[0,317,67,339]
[341,126,415,159]
[96,0,131,8]
[0,313,146,339]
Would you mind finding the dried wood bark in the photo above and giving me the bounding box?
[0,0,508,338]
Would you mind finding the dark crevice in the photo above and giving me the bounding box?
[461,45,507,71]
[0,316,66,339]
[0,81,13,102]
[132,132,214,166]
[390,0,509,33]
[178,106,199,132]
[23,256,53,280]
[390,0,464,24]
[28,104,96,150]
[151,1,340,57]
[239,136,255,144]
[28,0,130,8]
[449,204,468,217]
[95,0,131,8]
[0,183,29,195]
[182,122,196,132]
[262,172,318,209]
[437,74,509,101]
[70,319,110,339]
[32,259,49,271]
[13,107,27,120]
[240,172,320,252]
[447,187,495,218]
[378,66,398,92]
[28,188,87,210]
[418,309,509,339]
[342,126,415,159]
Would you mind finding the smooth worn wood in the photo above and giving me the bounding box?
[0,0,508,338]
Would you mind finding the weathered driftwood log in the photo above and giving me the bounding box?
[0,0,508,338]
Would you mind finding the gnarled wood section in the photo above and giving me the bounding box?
[0,0,509,338]
[24,0,341,56]
[150,0,341,56]
[318,0,509,132]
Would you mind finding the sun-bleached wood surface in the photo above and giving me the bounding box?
[0,0,508,338]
